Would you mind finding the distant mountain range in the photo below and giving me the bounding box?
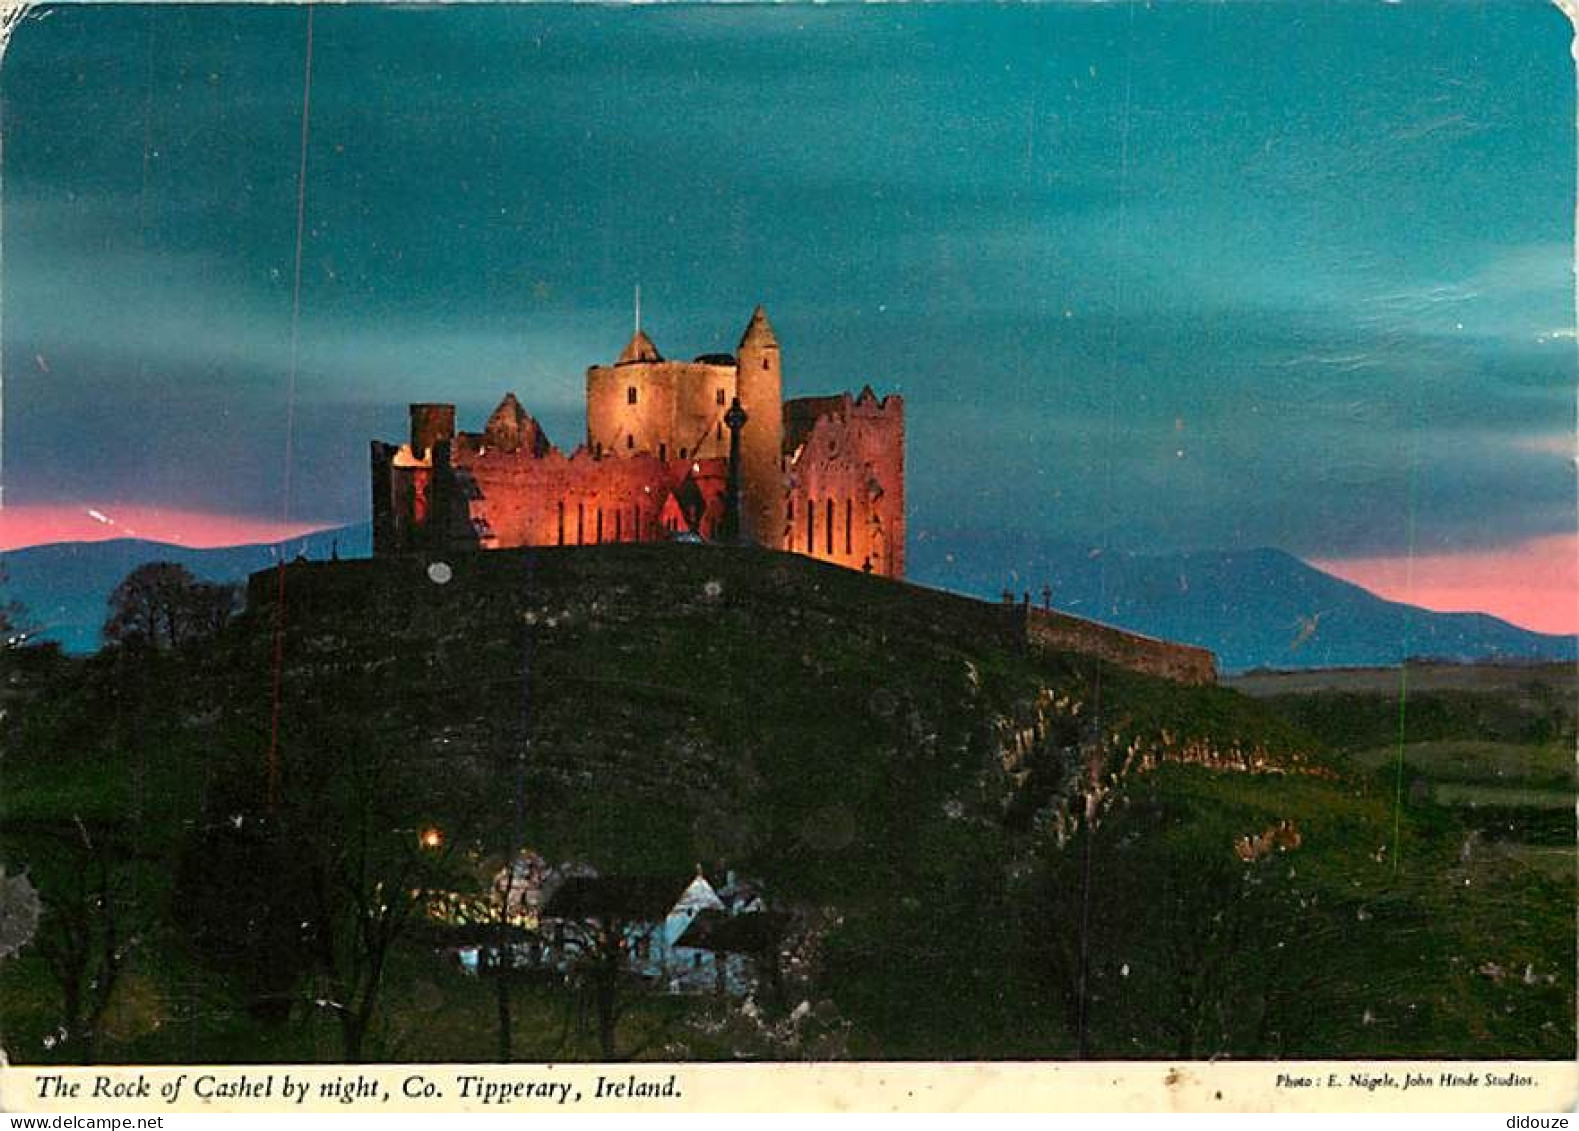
[2,525,371,656]
[3,522,1573,671]
[907,532,1577,672]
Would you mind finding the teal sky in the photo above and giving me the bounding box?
[2,2,1574,568]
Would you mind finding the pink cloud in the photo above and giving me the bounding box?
[0,504,338,553]
[1315,533,1579,636]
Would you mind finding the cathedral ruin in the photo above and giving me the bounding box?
[370,306,907,577]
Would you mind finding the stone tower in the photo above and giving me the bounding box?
[372,300,905,577]
[734,305,784,548]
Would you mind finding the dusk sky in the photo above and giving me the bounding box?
[2,2,1574,631]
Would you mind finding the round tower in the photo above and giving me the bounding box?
[734,305,784,548]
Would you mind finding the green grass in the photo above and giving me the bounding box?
[1238,672,1576,1059]
[1491,843,1577,882]
[0,940,732,1064]
[1258,689,1573,753]
[1062,763,1575,1059]
[1348,740,1575,788]
[1430,783,1576,810]
[3,547,1573,1062]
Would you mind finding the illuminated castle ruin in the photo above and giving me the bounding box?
[370,306,907,578]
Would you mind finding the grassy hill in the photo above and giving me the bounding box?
[1,546,1571,1062]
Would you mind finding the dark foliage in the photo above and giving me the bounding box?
[103,563,237,651]
[172,818,316,1025]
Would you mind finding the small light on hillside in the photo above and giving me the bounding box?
[419,827,443,850]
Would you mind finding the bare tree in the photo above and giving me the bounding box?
[1028,789,1318,1059]
[102,563,237,651]
[33,819,139,1063]
[299,784,456,1058]
[303,828,454,1062]
[264,700,468,1062]
[564,914,656,1060]
[542,877,674,1060]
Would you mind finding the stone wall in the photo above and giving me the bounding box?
[372,429,731,555]
[585,359,737,462]
[463,447,673,549]
[1013,605,1218,685]
[782,389,905,579]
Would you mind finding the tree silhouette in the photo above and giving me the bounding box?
[272,697,473,1061]
[0,563,36,651]
[32,820,142,1063]
[1027,787,1322,1059]
[173,816,317,1026]
[102,563,237,651]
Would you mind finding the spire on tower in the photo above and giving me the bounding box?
[617,328,662,365]
[737,304,779,351]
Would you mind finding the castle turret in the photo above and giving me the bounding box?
[734,305,784,548]
[410,403,456,458]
